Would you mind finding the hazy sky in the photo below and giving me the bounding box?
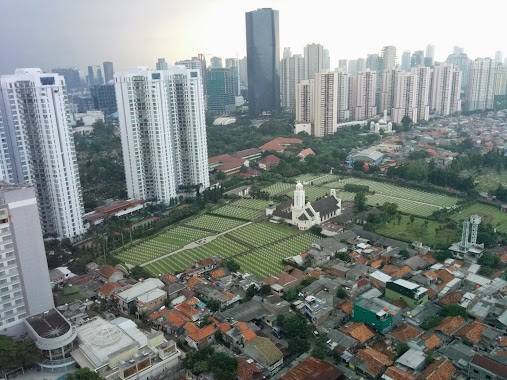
[0,0,505,75]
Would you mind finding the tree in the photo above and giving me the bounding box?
[0,336,41,373]
[311,338,326,359]
[396,342,409,358]
[130,265,151,280]
[225,260,241,272]
[478,252,500,268]
[336,287,347,299]
[354,192,367,213]
[399,249,410,259]
[422,315,443,330]
[66,368,104,380]
[401,115,413,130]
[442,304,468,319]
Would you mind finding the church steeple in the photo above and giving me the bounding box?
[293,181,305,210]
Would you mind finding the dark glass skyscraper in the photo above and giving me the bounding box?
[103,61,114,83]
[245,8,280,117]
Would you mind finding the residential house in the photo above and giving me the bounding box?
[395,348,426,372]
[385,279,428,308]
[281,357,344,380]
[183,321,217,349]
[326,329,358,355]
[136,288,167,314]
[259,155,281,170]
[387,323,423,344]
[351,348,393,379]
[420,358,457,380]
[243,336,284,373]
[382,366,415,380]
[353,297,402,333]
[341,323,375,344]
[98,265,124,283]
[115,278,165,314]
[435,316,467,342]
[469,354,507,380]
[98,282,122,300]
[297,148,315,161]
[175,297,208,322]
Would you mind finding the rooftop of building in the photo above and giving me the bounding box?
[281,357,343,380]
[25,308,72,339]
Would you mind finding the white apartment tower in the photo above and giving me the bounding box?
[401,51,411,71]
[381,46,397,70]
[391,71,418,124]
[412,66,431,122]
[379,69,399,115]
[313,71,338,137]
[294,80,314,134]
[494,65,507,96]
[465,58,497,111]
[430,64,462,116]
[0,68,85,239]
[304,43,325,80]
[335,71,350,122]
[0,183,54,336]
[281,48,305,113]
[350,69,377,120]
[115,66,209,204]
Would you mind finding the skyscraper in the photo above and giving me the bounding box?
[115,66,209,203]
[225,58,238,69]
[411,51,425,67]
[156,58,168,70]
[348,60,358,76]
[207,68,238,113]
[350,69,377,120]
[412,66,431,122]
[0,68,85,239]
[381,46,397,70]
[52,68,81,91]
[401,51,411,71]
[391,71,418,124]
[295,80,314,124]
[425,45,435,66]
[335,71,349,122]
[446,48,470,90]
[366,54,380,71]
[304,43,325,81]
[176,56,208,103]
[210,57,223,69]
[281,48,304,112]
[238,56,248,88]
[338,59,348,72]
[495,65,507,96]
[430,64,462,116]
[313,71,338,137]
[87,65,104,87]
[495,51,503,65]
[0,183,54,336]
[379,69,399,114]
[323,49,331,71]
[103,61,114,83]
[465,58,497,111]
[245,8,280,117]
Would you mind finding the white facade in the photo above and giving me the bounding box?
[295,80,314,124]
[381,46,397,70]
[465,58,497,111]
[115,66,209,204]
[430,64,462,116]
[401,51,411,71]
[412,66,431,122]
[336,71,350,122]
[0,184,54,336]
[379,69,399,115]
[281,48,305,113]
[0,68,85,239]
[370,110,393,134]
[304,43,325,80]
[313,71,338,137]
[351,69,377,120]
[391,71,418,124]
[495,65,507,96]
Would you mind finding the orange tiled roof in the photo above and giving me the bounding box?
[176,297,202,318]
[218,321,232,333]
[438,291,463,306]
[298,148,315,158]
[259,137,303,151]
[339,301,354,315]
[166,310,191,328]
[421,332,442,351]
[384,366,415,380]
[356,348,393,377]
[186,276,205,290]
[498,337,507,347]
[435,316,466,336]
[210,268,226,279]
[436,269,455,284]
[99,282,121,297]
[419,358,456,380]
[342,323,375,344]
[99,265,121,279]
[356,257,368,265]
[308,269,325,278]
[148,309,167,321]
[370,259,383,269]
[389,323,423,342]
[184,322,216,342]
[454,320,488,344]
[161,273,178,283]
[237,357,262,380]
[235,322,257,341]
[393,265,412,278]
[381,265,399,276]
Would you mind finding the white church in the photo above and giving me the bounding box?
[266,182,342,230]
[370,110,393,134]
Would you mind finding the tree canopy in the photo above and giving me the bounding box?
[66,368,104,380]
[0,336,41,373]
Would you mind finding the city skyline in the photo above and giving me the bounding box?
[1,0,505,75]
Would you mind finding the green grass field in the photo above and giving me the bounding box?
[374,215,460,248]
[183,214,246,232]
[452,203,507,233]
[210,205,263,221]
[227,222,297,247]
[262,182,294,196]
[461,169,507,193]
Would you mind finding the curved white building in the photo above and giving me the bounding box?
[25,309,77,371]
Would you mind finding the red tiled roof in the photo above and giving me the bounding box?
[259,137,303,152]
[419,358,456,380]
[420,332,442,350]
[389,323,423,342]
[435,316,466,336]
[384,366,415,380]
[471,355,507,378]
[176,297,202,318]
[298,148,315,158]
[161,273,178,284]
[210,268,226,279]
[259,154,281,165]
[237,357,262,380]
[165,310,190,328]
[98,265,121,279]
[281,357,342,380]
[454,320,488,344]
[356,348,393,378]
[99,282,121,297]
[339,301,354,315]
[342,323,375,344]
[184,321,216,342]
[232,148,262,158]
[186,277,205,290]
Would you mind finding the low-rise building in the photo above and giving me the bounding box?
[352,297,402,333]
[386,279,428,308]
[243,336,283,373]
[115,278,164,314]
[281,357,344,380]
